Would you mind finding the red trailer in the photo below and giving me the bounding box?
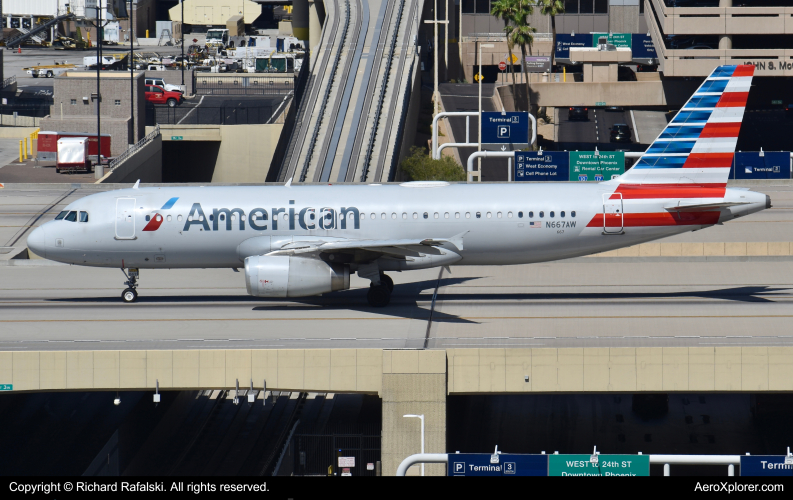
[38,131,111,162]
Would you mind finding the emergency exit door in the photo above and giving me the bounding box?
[115,198,136,239]
[602,193,624,234]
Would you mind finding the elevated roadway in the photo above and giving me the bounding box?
[278,0,421,184]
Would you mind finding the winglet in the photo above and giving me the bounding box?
[285,177,292,187]
[133,179,140,189]
[446,231,468,252]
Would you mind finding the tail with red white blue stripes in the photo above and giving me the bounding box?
[616,64,754,187]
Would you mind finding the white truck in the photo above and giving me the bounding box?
[206,28,229,49]
[144,77,183,93]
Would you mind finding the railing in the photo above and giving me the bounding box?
[2,75,16,89]
[465,33,552,41]
[193,75,295,96]
[107,125,160,172]
[146,104,276,126]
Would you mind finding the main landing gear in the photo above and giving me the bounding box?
[121,268,139,303]
[367,273,393,307]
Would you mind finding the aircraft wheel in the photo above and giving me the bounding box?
[377,273,394,293]
[367,285,391,308]
[121,288,138,303]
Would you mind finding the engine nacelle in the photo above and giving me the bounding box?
[244,255,350,297]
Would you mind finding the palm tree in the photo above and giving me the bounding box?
[536,0,565,68]
[507,6,536,112]
[490,0,519,94]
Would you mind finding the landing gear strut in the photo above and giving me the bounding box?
[367,273,393,307]
[121,268,139,303]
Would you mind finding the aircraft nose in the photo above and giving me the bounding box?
[26,226,46,259]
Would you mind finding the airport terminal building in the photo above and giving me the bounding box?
[455,0,793,82]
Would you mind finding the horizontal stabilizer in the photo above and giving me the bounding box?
[665,201,749,211]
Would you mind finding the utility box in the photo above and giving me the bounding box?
[227,15,245,37]
[56,137,90,173]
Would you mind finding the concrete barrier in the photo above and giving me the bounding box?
[96,134,162,183]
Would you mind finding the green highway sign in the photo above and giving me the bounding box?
[593,33,631,48]
[549,455,650,476]
[171,136,184,141]
[596,101,606,106]
[569,151,625,181]
[772,100,783,105]
[0,384,12,391]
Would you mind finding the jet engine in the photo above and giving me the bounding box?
[244,255,350,298]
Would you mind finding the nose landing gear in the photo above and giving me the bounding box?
[121,268,139,303]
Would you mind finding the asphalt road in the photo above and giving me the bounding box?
[557,107,647,153]
[439,83,510,182]
[1,183,793,351]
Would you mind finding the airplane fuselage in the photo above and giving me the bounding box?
[29,182,769,269]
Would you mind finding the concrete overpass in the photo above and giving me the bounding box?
[3,347,793,475]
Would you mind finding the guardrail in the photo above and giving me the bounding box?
[2,75,16,89]
[107,124,160,172]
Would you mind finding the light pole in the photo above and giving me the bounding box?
[129,0,134,144]
[478,43,494,182]
[87,0,111,175]
[403,414,425,476]
[180,0,185,88]
[424,1,448,117]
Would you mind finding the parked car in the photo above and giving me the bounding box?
[610,123,633,143]
[144,85,183,107]
[144,77,183,94]
[568,106,588,121]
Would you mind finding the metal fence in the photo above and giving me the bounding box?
[291,425,381,477]
[193,74,295,96]
[108,124,160,172]
[145,103,275,125]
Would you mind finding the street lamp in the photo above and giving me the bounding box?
[129,0,134,144]
[403,414,425,476]
[424,1,448,117]
[180,0,185,88]
[478,43,494,182]
[85,0,112,176]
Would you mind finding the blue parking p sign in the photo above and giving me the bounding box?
[481,112,529,149]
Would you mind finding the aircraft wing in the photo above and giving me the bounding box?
[267,232,467,258]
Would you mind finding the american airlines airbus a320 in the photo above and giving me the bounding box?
[27,65,770,307]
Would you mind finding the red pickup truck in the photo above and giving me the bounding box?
[145,85,183,107]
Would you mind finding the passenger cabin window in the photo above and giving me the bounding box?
[65,211,77,222]
[455,212,460,219]
[476,212,481,219]
[539,211,544,218]
[572,211,577,217]
[402,213,407,219]
[561,211,566,217]
[423,212,428,219]
[413,213,418,219]
[550,211,555,218]
[55,211,69,220]
[79,212,88,222]
[177,215,183,222]
[486,212,492,218]
[518,211,523,218]
[167,215,172,222]
[466,212,471,219]
[529,211,534,218]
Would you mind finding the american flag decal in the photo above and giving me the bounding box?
[529,221,542,228]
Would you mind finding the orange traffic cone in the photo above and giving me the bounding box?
[17,46,21,54]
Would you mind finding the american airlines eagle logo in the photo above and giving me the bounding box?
[142,197,179,232]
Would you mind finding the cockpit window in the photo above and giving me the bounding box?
[64,211,77,222]
[79,211,89,222]
[55,211,69,220]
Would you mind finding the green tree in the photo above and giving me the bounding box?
[490,0,519,95]
[400,146,467,182]
[536,0,565,67]
[506,6,536,112]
